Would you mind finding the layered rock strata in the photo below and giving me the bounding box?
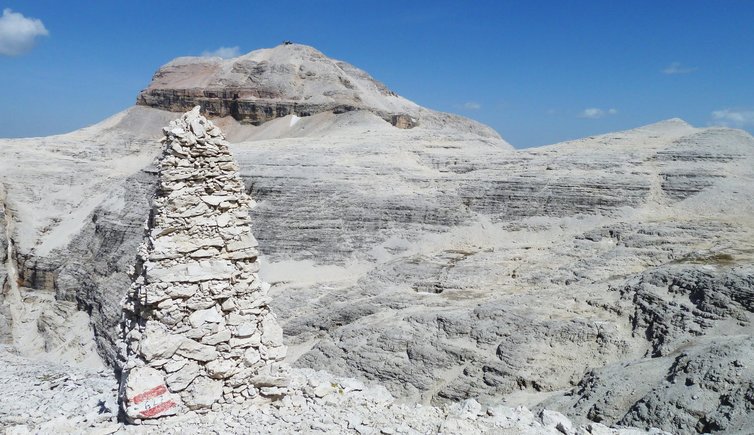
[119,107,287,420]
[135,44,413,128]
[136,44,495,134]
[138,88,416,128]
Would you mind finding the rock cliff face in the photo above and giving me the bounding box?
[0,189,11,345]
[0,44,753,433]
[119,108,287,419]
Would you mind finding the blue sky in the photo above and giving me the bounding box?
[1,1,753,148]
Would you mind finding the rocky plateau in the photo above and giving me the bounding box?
[1,44,753,434]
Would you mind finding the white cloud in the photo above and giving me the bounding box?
[710,109,754,127]
[463,102,481,110]
[201,46,240,59]
[662,62,697,75]
[0,9,48,56]
[579,107,618,119]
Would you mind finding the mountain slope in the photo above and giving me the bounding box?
[0,44,753,433]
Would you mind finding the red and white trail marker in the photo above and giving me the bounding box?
[123,366,181,420]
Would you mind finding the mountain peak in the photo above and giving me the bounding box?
[625,117,697,137]
[139,43,416,127]
[136,44,503,140]
[643,117,693,129]
[238,42,329,60]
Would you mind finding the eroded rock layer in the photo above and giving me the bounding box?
[119,107,287,420]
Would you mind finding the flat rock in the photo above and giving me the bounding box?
[182,376,223,410]
[145,260,235,283]
[122,366,181,421]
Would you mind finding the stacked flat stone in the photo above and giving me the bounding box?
[119,106,287,421]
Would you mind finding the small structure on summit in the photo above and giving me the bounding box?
[118,107,288,421]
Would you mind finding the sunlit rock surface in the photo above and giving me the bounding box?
[119,108,288,420]
[1,44,753,433]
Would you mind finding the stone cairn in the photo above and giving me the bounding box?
[119,106,288,421]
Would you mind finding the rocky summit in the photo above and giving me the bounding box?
[136,44,502,136]
[0,43,753,434]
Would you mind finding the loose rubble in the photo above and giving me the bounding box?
[0,346,119,434]
[119,107,287,420]
[0,346,669,434]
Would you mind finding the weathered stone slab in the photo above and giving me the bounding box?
[139,322,183,361]
[177,339,218,362]
[122,366,181,421]
[182,376,223,410]
[145,260,235,283]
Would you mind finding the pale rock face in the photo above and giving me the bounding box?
[175,339,218,362]
[202,328,231,345]
[119,107,288,419]
[205,358,237,379]
[243,347,261,367]
[235,322,256,337]
[261,316,283,346]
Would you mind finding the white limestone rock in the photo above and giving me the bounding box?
[243,347,261,367]
[121,366,181,421]
[182,376,223,410]
[206,359,238,379]
[176,339,218,362]
[188,308,223,328]
[165,360,200,392]
[2,44,752,433]
[235,322,256,337]
[119,107,288,418]
[260,315,284,346]
[202,329,231,345]
[145,259,235,283]
[138,322,183,361]
[540,409,575,435]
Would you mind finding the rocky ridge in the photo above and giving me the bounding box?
[119,107,287,419]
